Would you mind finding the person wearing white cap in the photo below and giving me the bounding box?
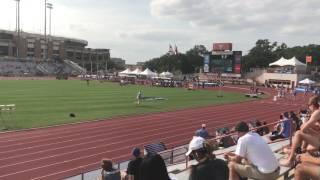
[186,136,229,180]
[195,124,210,139]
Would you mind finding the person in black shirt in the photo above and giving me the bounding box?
[127,147,143,180]
[186,136,229,180]
[140,154,171,180]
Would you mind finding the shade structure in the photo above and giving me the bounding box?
[119,68,132,76]
[140,68,157,77]
[160,71,173,78]
[269,57,306,67]
[130,68,142,75]
[269,57,287,66]
[287,57,307,66]
[299,78,315,85]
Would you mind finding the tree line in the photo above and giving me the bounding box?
[242,39,319,72]
[143,40,319,74]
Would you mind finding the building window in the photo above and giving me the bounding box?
[53,50,60,55]
[53,46,60,50]
[53,41,60,46]
[27,48,35,52]
[67,51,74,58]
[41,45,47,49]
[27,43,35,48]
[0,46,9,56]
[27,39,36,43]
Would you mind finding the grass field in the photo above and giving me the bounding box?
[0,80,250,130]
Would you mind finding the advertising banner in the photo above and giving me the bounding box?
[203,55,210,73]
[234,64,241,74]
[306,56,312,63]
[213,43,232,52]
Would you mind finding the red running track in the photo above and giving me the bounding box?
[0,86,309,180]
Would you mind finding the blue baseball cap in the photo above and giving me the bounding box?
[132,147,141,157]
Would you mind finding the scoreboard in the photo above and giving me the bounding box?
[203,51,242,74]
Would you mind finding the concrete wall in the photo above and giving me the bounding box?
[245,69,309,87]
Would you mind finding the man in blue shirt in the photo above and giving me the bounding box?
[270,112,292,141]
[195,124,210,139]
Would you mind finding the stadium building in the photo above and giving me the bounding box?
[0,29,110,75]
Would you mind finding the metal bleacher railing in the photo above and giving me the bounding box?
[64,118,294,180]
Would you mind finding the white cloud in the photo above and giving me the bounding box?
[150,0,320,34]
[0,0,319,63]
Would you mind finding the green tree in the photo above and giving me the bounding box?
[242,40,320,72]
[144,45,208,74]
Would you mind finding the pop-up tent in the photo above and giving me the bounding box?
[130,68,142,75]
[287,57,307,66]
[159,71,173,78]
[299,78,315,85]
[269,57,306,67]
[140,68,157,77]
[119,68,132,76]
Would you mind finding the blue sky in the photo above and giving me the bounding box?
[0,0,319,64]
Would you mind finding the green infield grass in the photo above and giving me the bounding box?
[0,80,250,130]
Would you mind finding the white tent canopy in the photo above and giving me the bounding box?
[269,56,306,67]
[287,57,307,66]
[299,78,315,85]
[140,68,157,77]
[160,71,173,78]
[130,68,142,75]
[119,68,132,75]
[269,57,287,66]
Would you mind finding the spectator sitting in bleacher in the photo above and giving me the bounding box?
[299,109,309,124]
[294,153,320,180]
[290,111,302,131]
[195,124,210,139]
[186,136,229,180]
[126,147,143,180]
[274,114,284,132]
[224,121,280,180]
[280,95,320,167]
[218,129,236,148]
[262,121,270,135]
[100,159,121,180]
[254,120,264,136]
[269,112,292,141]
[139,154,172,180]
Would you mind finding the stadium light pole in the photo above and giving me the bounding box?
[105,50,109,74]
[96,53,99,77]
[14,0,21,58]
[46,3,53,36]
[43,0,47,60]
